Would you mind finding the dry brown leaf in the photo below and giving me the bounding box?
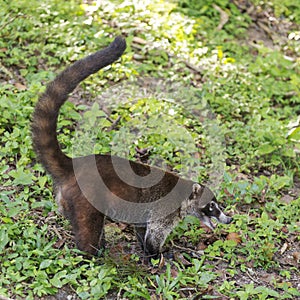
[292,252,300,263]
[170,267,179,278]
[53,239,65,249]
[158,253,165,269]
[280,242,288,255]
[280,194,294,204]
[174,252,191,266]
[224,189,233,197]
[14,82,27,90]
[197,241,207,251]
[117,223,128,231]
[122,254,132,262]
[226,232,242,244]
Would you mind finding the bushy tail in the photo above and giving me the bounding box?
[32,36,126,181]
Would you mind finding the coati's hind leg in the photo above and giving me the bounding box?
[70,200,106,256]
[74,211,105,255]
[58,181,106,256]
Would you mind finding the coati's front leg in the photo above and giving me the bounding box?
[143,212,180,258]
[134,226,147,250]
[135,223,171,258]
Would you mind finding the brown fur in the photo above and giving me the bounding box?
[32,36,232,257]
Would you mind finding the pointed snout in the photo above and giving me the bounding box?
[226,216,233,224]
[219,212,233,225]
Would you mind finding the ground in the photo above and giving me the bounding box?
[0,0,299,299]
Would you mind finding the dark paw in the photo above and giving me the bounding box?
[143,246,160,261]
[164,250,174,259]
[142,251,160,264]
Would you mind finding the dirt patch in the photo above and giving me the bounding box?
[234,0,297,56]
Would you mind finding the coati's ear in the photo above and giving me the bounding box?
[192,183,202,198]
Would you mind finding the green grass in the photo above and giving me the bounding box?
[1,0,300,299]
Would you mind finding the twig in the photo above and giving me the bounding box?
[246,270,260,284]
[171,241,198,253]
[179,287,197,292]
[51,225,63,240]
[171,241,229,262]
[257,20,273,39]
[0,13,25,35]
[0,62,14,80]
[107,115,121,131]
[184,60,204,74]
[213,4,229,30]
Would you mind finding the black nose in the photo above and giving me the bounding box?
[227,217,233,224]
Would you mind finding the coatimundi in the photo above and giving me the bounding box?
[32,36,232,257]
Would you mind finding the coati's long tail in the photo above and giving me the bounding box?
[32,36,126,181]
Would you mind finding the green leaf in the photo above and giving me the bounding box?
[256,143,276,155]
[288,126,300,141]
[40,260,52,270]
[52,270,67,287]
[282,147,296,158]
[0,229,9,251]
[8,168,33,185]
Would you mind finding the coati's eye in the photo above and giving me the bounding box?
[209,202,216,211]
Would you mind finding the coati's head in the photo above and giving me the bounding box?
[184,183,232,230]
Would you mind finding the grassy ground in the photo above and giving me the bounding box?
[0,0,299,299]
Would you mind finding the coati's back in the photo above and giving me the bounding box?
[31,37,126,183]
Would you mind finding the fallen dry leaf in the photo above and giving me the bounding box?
[292,252,300,263]
[117,223,128,231]
[280,242,288,255]
[280,194,294,204]
[224,189,233,197]
[170,266,179,278]
[197,241,207,251]
[14,82,27,90]
[158,253,165,269]
[53,239,65,249]
[226,232,242,244]
[174,252,191,266]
